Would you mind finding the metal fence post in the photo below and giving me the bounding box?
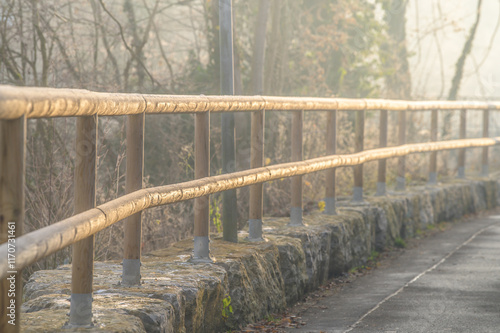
[457,109,467,178]
[70,115,97,327]
[353,110,364,202]
[289,110,304,226]
[0,116,25,333]
[429,109,438,184]
[219,0,238,243]
[122,113,144,285]
[396,110,406,191]
[482,109,489,176]
[324,110,337,215]
[248,109,265,240]
[193,111,211,262]
[376,110,388,196]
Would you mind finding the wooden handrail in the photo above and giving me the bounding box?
[1,85,499,119]
[0,136,498,280]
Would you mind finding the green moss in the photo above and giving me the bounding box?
[368,250,379,262]
[394,237,406,249]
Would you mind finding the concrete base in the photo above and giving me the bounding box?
[122,259,141,286]
[482,164,489,177]
[428,172,437,185]
[247,219,264,241]
[375,182,386,196]
[457,166,466,179]
[396,176,405,191]
[323,197,337,215]
[68,293,93,327]
[352,187,363,202]
[191,236,212,263]
[288,207,303,226]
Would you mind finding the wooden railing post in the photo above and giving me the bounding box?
[324,110,337,215]
[429,109,438,184]
[289,110,304,226]
[396,110,406,191]
[192,111,211,261]
[376,110,388,196]
[353,110,364,202]
[0,116,25,333]
[122,113,144,285]
[457,109,467,178]
[248,109,265,240]
[482,109,489,176]
[70,115,97,327]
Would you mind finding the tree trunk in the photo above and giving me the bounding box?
[250,0,270,95]
[442,0,482,174]
[448,0,483,100]
[382,0,412,146]
[384,0,411,99]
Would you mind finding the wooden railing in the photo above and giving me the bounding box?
[1,85,499,330]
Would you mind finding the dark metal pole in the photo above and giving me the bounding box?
[219,0,238,243]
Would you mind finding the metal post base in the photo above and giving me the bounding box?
[457,166,465,179]
[396,176,405,191]
[482,164,489,177]
[428,172,437,185]
[122,259,141,286]
[247,219,264,242]
[352,187,363,202]
[375,182,386,196]
[190,236,213,263]
[68,293,93,327]
[324,197,337,215]
[288,207,303,226]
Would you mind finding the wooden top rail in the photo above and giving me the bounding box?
[0,136,498,279]
[1,85,500,119]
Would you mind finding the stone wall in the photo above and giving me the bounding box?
[21,179,500,332]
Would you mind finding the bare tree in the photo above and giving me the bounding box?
[448,0,483,100]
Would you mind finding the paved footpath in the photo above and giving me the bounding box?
[286,214,500,333]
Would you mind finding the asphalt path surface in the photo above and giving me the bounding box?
[286,213,500,333]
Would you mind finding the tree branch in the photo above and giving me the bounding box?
[98,0,160,89]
